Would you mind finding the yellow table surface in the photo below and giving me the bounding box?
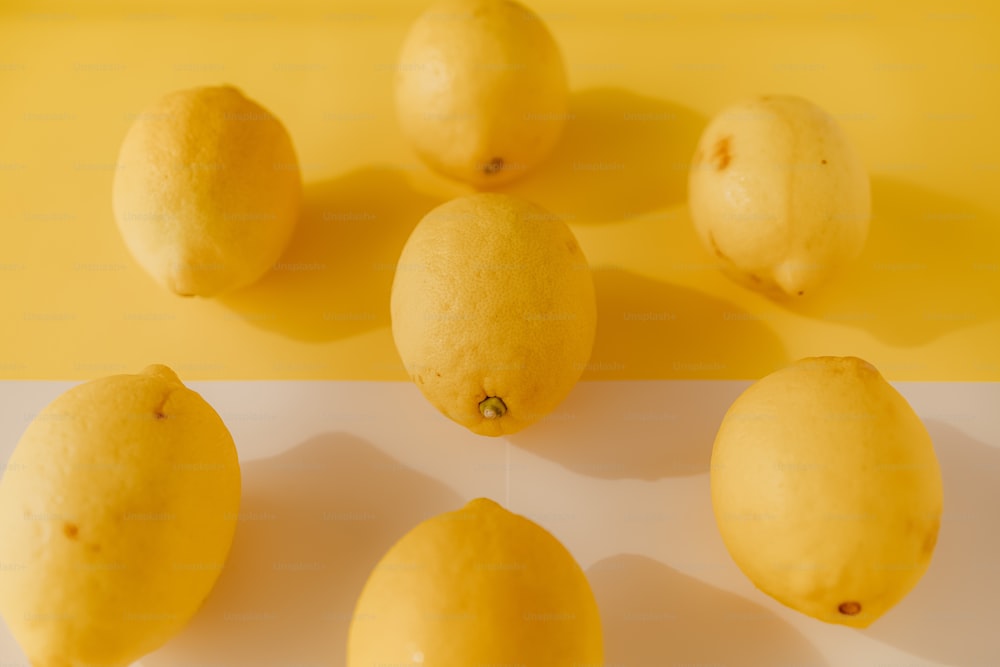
[1,0,998,381]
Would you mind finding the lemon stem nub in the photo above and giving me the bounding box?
[838,601,862,615]
[479,396,507,420]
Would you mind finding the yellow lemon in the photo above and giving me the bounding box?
[390,193,596,436]
[689,95,870,298]
[113,85,301,296]
[710,356,943,628]
[0,365,241,666]
[347,498,603,665]
[395,0,569,186]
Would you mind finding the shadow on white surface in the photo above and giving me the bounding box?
[588,553,828,666]
[509,378,747,480]
[142,432,461,667]
[865,420,999,664]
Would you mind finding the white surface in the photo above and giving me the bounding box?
[1,379,998,666]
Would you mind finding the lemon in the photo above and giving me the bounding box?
[395,0,569,186]
[112,85,302,297]
[390,193,596,436]
[0,365,241,666]
[710,356,943,628]
[688,95,870,298]
[347,497,603,665]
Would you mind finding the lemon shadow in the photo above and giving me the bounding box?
[507,380,747,480]
[586,267,786,381]
[506,268,784,480]
[498,87,705,223]
[588,554,828,666]
[144,433,461,667]
[218,167,443,342]
[865,419,1000,664]
[784,176,1000,346]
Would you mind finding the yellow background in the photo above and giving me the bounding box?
[0,0,997,381]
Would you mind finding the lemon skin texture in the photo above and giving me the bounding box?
[395,0,569,187]
[347,498,604,666]
[390,193,596,436]
[0,365,241,666]
[689,95,870,298]
[112,85,301,297]
[710,357,943,628]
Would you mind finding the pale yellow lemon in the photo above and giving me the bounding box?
[689,95,870,298]
[710,356,943,628]
[395,0,569,186]
[0,365,241,666]
[347,498,604,665]
[390,193,596,436]
[113,85,301,296]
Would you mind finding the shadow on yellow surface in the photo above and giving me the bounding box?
[586,267,787,380]
[218,167,442,342]
[588,554,828,667]
[499,87,705,224]
[144,433,460,666]
[508,268,782,480]
[866,420,1000,664]
[786,176,1000,347]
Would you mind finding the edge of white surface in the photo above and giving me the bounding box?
[0,379,996,667]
